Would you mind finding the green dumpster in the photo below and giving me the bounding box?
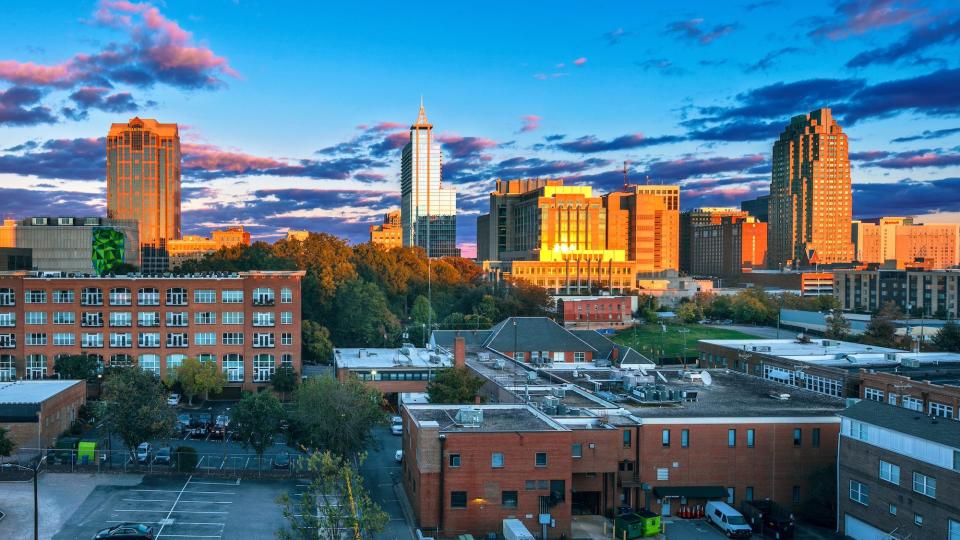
[615,511,661,539]
[77,441,97,464]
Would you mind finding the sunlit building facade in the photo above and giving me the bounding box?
[679,207,749,273]
[106,117,181,273]
[604,185,680,273]
[167,226,252,268]
[852,218,959,269]
[768,108,853,268]
[400,102,459,257]
[369,210,403,249]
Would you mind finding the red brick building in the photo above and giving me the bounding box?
[0,379,86,451]
[0,270,303,392]
[556,296,634,329]
[334,339,462,399]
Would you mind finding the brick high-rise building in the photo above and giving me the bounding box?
[679,208,749,273]
[369,210,403,249]
[603,184,680,273]
[106,117,181,272]
[768,108,853,268]
[690,216,767,279]
[852,218,959,269]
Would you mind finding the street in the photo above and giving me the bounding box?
[360,425,413,540]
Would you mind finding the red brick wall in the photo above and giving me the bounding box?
[0,381,86,450]
[558,297,631,323]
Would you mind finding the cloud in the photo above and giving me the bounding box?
[0,187,104,217]
[368,131,409,158]
[635,58,686,76]
[0,85,57,126]
[890,127,960,143]
[61,86,144,120]
[838,68,960,124]
[666,18,737,45]
[573,57,588,66]
[181,142,286,174]
[492,157,610,179]
[745,47,800,72]
[556,133,685,153]
[643,154,767,181]
[518,115,541,133]
[603,28,632,45]
[808,0,924,40]
[851,148,960,169]
[367,121,405,132]
[853,177,960,218]
[436,134,498,159]
[846,17,960,67]
[0,137,104,179]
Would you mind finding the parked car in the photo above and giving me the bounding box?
[209,414,229,440]
[390,416,402,425]
[176,413,192,435]
[166,394,180,406]
[152,447,172,466]
[135,443,152,464]
[390,423,402,436]
[273,451,290,469]
[188,416,208,438]
[706,501,753,538]
[394,450,403,463]
[94,523,155,539]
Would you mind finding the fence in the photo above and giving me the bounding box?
[1,447,311,479]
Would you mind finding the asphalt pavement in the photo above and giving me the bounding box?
[359,425,412,540]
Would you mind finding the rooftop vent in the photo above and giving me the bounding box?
[769,392,791,401]
[900,357,921,368]
[551,387,566,398]
[455,407,483,427]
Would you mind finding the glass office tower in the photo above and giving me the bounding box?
[400,102,459,257]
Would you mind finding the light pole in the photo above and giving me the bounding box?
[677,327,690,368]
[8,454,47,540]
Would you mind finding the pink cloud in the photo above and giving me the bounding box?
[436,133,498,159]
[811,0,924,40]
[0,60,81,87]
[369,121,405,132]
[573,57,588,66]
[182,142,286,173]
[519,115,541,133]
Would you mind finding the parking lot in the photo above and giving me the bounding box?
[52,474,298,539]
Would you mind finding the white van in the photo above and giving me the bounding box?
[706,501,753,538]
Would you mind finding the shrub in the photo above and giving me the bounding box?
[173,446,198,472]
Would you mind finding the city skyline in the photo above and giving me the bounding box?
[0,1,959,257]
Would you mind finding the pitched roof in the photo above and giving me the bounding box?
[840,399,960,449]
[431,329,491,350]
[570,330,616,359]
[483,317,596,354]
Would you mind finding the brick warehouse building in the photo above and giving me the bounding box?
[0,380,86,451]
[0,270,303,393]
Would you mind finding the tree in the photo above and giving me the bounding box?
[272,366,300,394]
[933,320,960,352]
[276,451,389,540]
[302,320,334,364]
[232,390,286,469]
[175,357,227,405]
[427,367,485,404]
[102,368,177,456]
[331,279,400,347]
[863,301,903,348]
[290,376,386,457]
[53,354,99,381]
[0,427,15,464]
[825,309,852,340]
[675,302,702,324]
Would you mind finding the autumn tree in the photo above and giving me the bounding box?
[331,279,400,347]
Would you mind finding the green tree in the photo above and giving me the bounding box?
[232,390,286,469]
[427,366,486,404]
[53,354,99,381]
[933,320,960,352]
[863,301,904,348]
[302,320,334,364]
[331,279,400,347]
[290,376,386,457]
[173,446,198,472]
[276,451,389,540]
[175,357,227,405]
[825,309,852,340]
[675,302,702,324]
[0,426,15,464]
[272,366,300,394]
[102,368,177,456]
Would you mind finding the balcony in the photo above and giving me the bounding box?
[252,298,275,306]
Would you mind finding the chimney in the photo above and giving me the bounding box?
[612,346,620,362]
[454,337,466,368]
[474,395,482,405]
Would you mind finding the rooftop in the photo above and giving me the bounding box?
[484,317,597,354]
[406,404,567,433]
[840,399,960,449]
[702,338,901,357]
[335,346,453,370]
[0,380,83,404]
[0,270,305,280]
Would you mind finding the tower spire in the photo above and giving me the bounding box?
[414,97,430,127]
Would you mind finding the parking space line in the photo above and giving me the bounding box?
[131,489,235,495]
[107,520,226,526]
[196,456,206,468]
[155,474,193,538]
[114,509,229,514]
[188,480,240,486]
[177,500,232,504]
[157,535,222,539]
[121,498,173,503]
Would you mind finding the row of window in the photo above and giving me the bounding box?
[863,387,955,419]
[2,311,295,327]
[1,287,293,306]
[875,459,938,498]
[850,477,938,530]
[449,480,565,509]
[14,332,292,347]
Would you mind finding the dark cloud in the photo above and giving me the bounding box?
[838,68,960,124]
[0,86,57,126]
[847,17,960,67]
[808,0,924,41]
[492,157,610,179]
[643,155,767,181]
[603,28,632,45]
[0,187,104,217]
[0,137,104,180]
[556,133,685,153]
[665,19,737,44]
[686,120,783,142]
[852,148,960,169]
[890,127,960,143]
[744,47,800,73]
[853,177,960,218]
[436,134,498,160]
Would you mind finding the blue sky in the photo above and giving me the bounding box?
[1,0,959,256]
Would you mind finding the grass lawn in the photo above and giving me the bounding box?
[612,323,755,360]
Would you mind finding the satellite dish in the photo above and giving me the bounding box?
[701,372,713,386]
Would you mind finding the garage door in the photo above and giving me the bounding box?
[844,514,892,540]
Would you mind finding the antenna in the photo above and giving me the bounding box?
[645,175,651,185]
[623,161,629,189]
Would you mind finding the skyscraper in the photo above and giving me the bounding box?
[603,184,680,273]
[106,117,181,272]
[768,108,853,268]
[400,102,459,257]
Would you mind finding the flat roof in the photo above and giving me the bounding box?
[335,347,453,369]
[840,399,960,449]
[1,270,304,280]
[406,404,567,433]
[702,338,901,356]
[0,380,83,404]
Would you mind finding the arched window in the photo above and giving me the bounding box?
[138,354,160,376]
[110,354,134,368]
[166,354,187,376]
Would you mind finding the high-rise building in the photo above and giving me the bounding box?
[690,216,767,279]
[369,210,403,249]
[603,184,680,273]
[106,117,181,272]
[400,102,458,258]
[740,195,770,222]
[851,218,959,269]
[768,108,853,268]
[167,226,252,268]
[679,207,749,273]
[0,217,139,274]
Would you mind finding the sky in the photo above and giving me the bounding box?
[0,0,959,257]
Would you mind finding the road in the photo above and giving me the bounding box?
[359,425,412,540]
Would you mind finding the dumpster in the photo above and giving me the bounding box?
[77,441,97,465]
[615,510,661,539]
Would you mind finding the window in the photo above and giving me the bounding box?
[449,454,461,468]
[792,486,801,504]
[681,429,689,448]
[82,333,104,348]
[195,333,216,346]
[889,504,897,516]
[166,354,187,376]
[222,332,244,345]
[950,520,960,539]
[253,354,275,381]
[25,312,45,325]
[253,333,275,348]
[574,351,585,362]
[0,288,15,306]
[194,289,216,303]
[849,420,868,441]
[52,290,73,304]
[109,312,131,327]
[26,333,47,346]
[524,480,536,490]
[929,402,954,419]
[110,333,132,348]
[745,487,754,501]
[727,487,735,505]
[661,429,670,447]
[138,332,160,347]
[572,444,582,458]
[0,313,13,327]
[450,491,467,509]
[81,312,103,327]
[623,430,631,448]
[53,333,75,346]
[656,468,668,480]
[253,288,275,305]
[746,428,755,448]
[849,480,869,506]
[0,334,15,348]
[222,312,244,325]
[139,354,160,376]
[550,480,565,502]
[166,333,188,348]
[281,311,293,325]
[880,461,900,485]
[221,290,243,303]
[955,450,960,472]
[864,388,884,401]
[109,287,131,306]
[253,312,275,327]
[812,428,821,448]
[914,514,923,526]
[913,472,936,498]
[281,354,293,366]
[137,312,159,327]
[165,312,188,327]
[280,288,293,303]
[25,354,46,379]
[728,429,736,448]
[535,452,547,467]
[514,352,524,361]
[793,428,802,447]
[902,396,923,412]
[492,452,504,468]
[25,290,46,304]
[138,288,159,306]
[195,312,216,325]
[223,354,244,381]
[281,332,293,345]
[502,491,518,508]
[81,287,102,305]
[165,288,187,306]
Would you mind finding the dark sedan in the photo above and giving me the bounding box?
[93,523,154,539]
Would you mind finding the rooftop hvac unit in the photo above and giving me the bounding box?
[556,403,569,415]
[526,371,538,381]
[884,353,898,362]
[543,396,560,408]
[541,403,558,415]
[478,352,490,362]
[751,346,771,352]
[429,355,442,364]
[900,357,921,368]
[769,392,791,400]
[551,387,566,398]
[455,408,483,427]
[492,359,505,370]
